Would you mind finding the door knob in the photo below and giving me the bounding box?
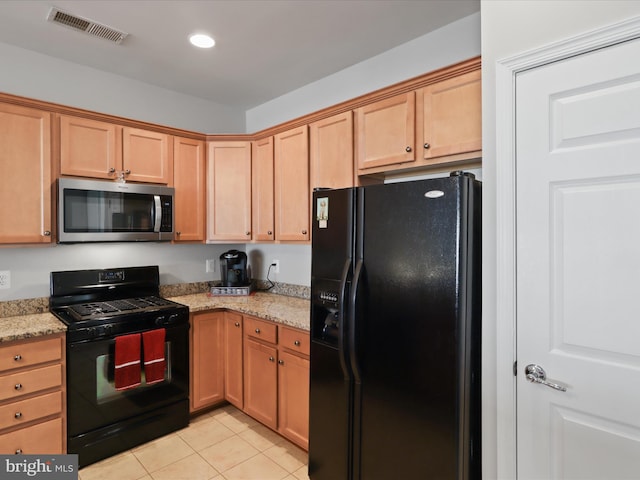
[524,364,567,392]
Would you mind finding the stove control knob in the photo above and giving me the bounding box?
[169,313,180,323]
[155,315,166,326]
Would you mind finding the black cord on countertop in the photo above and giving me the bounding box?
[256,263,276,291]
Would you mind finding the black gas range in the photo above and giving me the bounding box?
[49,265,190,468]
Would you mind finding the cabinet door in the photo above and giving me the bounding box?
[274,126,310,242]
[310,111,354,190]
[59,115,121,180]
[278,350,309,450]
[355,91,415,171]
[122,127,171,184]
[224,312,243,409]
[190,312,225,412]
[243,338,277,429]
[251,137,275,242]
[416,69,482,162]
[0,103,52,244]
[207,141,252,242]
[173,136,205,242]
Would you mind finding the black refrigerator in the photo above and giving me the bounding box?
[308,171,481,480]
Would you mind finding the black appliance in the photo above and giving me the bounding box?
[49,266,189,468]
[219,250,249,286]
[309,172,481,480]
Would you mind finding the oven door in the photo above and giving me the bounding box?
[66,322,189,437]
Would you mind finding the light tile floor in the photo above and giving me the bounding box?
[78,405,310,480]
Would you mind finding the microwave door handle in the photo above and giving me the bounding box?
[153,195,162,232]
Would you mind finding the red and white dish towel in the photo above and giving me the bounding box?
[114,328,166,390]
[114,333,142,391]
[142,328,166,385]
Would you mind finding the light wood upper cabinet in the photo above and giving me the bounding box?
[416,69,482,162]
[122,127,171,184]
[274,126,310,242]
[310,111,354,190]
[190,311,225,412]
[355,92,415,171]
[0,103,52,244]
[206,141,252,242]
[251,137,275,242]
[59,116,171,184]
[173,136,205,242]
[59,115,120,180]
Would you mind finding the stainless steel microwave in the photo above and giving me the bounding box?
[58,178,174,243]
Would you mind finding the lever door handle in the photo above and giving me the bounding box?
[525,364,567,392]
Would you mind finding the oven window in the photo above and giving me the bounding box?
[96,342,172,404]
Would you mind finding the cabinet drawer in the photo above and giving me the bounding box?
[0,417,63,454]
[244,317,277,344]
[0,337,62,371]
[279,327,310,356]
[0,364,62,402]
[0,391,62,431]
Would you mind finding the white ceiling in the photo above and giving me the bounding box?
[0,0,480,110]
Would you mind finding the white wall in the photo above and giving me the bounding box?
[246,12,481,132]
[480,2,640,478]
[0,42,245,133]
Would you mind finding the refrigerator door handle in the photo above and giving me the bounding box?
[348,258,364,383]
[337,258,352,380]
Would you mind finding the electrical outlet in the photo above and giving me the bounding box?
[0,271,10,290]
[271,260,280,274]
[206,259,217,273]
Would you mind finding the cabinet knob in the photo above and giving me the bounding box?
[405,146,412,152]
[424,143,431,149]
[14,383,22,391]
[13,355,21,361]
[176,231,181,236]
[246,231,251,236]
[269,356,275,362]
[302,230,307,235]
[109,167,116,173]
[278,359,285,365]
[267,230,273,235]
[43,231,51,236]
[234,322,240,327]
[124,169,131,175]
[255,328,260,334]
[294,340,301,346]
[15,449,22,455]
[14,412,22,419]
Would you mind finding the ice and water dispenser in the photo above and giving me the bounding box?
[311,278,343,347]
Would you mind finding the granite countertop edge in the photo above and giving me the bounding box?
[0,292,310,343]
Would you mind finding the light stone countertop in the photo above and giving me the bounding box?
[0,292,310,343]
[169,292,310,331]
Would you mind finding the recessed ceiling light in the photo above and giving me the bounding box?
[189,33,215,48]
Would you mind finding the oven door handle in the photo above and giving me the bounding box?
[153,195,162,232]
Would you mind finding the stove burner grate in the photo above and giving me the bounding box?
[67,296,174,320]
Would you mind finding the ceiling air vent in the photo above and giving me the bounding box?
[47,7,128,44]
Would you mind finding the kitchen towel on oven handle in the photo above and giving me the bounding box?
[142,328,166,385]
[114,333,142,390]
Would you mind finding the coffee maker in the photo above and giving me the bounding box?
[219,250,249,287]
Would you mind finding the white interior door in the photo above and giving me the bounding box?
[516,38,640,479]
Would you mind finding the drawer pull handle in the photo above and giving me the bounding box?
[294,340,301,346]
[14,383,22,390]
[234,322,240,327]
[255,328,261,334]
[14,355,22,361]
[15,449,22,455]
[14,412,22,419]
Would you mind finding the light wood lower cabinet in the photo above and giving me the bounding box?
[277,349,309,449]
[224,312,244,409]
[243,337,278,429]
[0,334,65,454]
[190,311,225,412]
